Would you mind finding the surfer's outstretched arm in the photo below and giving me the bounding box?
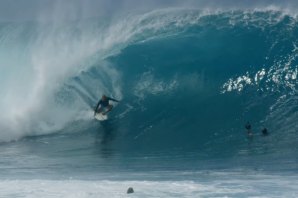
[108,97,119,102]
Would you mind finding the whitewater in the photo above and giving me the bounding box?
[0,3,298,198]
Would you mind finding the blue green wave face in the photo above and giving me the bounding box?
[0,9,297,159]
[99,10,298,156]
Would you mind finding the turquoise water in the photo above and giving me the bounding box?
[0,8,297,197]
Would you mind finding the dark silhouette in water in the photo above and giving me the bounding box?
[245,122,253,137]
[262,128,269,136]
[244,122,269,137]
[127,187,134,194]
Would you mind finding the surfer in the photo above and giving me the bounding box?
[95,95,119,115]
[245,122,253,137]
[261,128,269,136]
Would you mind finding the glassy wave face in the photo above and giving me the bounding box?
[0,9,297,160]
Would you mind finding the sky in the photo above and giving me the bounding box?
[0,0,297,22]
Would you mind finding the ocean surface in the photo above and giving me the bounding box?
[0,7,298,197]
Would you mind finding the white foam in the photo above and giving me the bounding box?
[222,45,298,94]
[0,172,297,198]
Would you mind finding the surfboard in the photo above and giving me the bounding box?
[94,112,108,121]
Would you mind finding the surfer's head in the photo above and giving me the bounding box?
[262,128,268,136]
[102,95,107,100]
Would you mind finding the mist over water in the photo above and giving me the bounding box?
[2,0,298,22]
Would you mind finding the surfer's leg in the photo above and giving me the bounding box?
[103,105,113,115]
[97,107,103,113]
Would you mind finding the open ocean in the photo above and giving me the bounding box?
[0,4,297,197]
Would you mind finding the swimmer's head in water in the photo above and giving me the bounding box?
[245,122,251,130]
[262,128,268,135]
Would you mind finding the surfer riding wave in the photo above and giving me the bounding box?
[94,95,119,115]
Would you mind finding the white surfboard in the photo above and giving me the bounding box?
[94,112,108,121]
